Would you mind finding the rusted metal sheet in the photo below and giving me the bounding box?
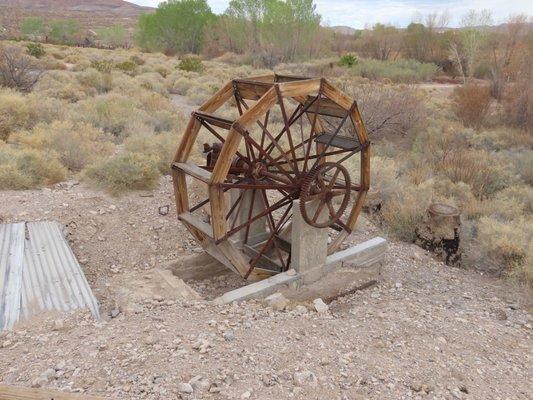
[0,221,100,330]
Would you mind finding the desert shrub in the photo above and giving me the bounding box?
[34,70,89,101]
[178,57,204,73]
[339,54,358,67]
[436,148,516,198]
[124,131,179,174]
[130,54,145,66]
[475,217,532,281]
[0,89,30,141]
[167,76,194,95]
[12,121,114,171]
[495,185,533,214]
[471,127,533,151]
[452,84,491,129]
[502,80,532,130]
[344,83,425,137]
[115,60,137,74]
[82,153,160,194]
[90,60,113,73]
[349,58,438,83]
[0,45,42,91]
[135,72,167,94]
[0,145,66,188]
[26,94,66,125]
[72,93,148,140]
[511,151,533,185]
[76,68,113,93]
[26,43,45,58]
[381,182,433,241]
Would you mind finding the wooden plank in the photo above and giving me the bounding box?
[0,384,104,400]
[209,127,243,184]
[234,79,273,100]
[217,240,251,278]
[173,116,202,163]
[303,96,347,118]
[245,74,275,83]
[275,74,311,82]
[194,111,233,130]
[314,133,361,150]
[173,162,212,183]
[350,105,370,145]
[178,212,213,239]
[279,78,321,98]
[322,80,353,110]
[236,87,278,130]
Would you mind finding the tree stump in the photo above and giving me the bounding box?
[416,203,461,265]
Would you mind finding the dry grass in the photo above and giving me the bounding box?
[452,84,491,129]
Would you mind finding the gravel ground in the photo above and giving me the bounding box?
[0,178,531,400]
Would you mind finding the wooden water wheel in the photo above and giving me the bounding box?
[171,75,370,280]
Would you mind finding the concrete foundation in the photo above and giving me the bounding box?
[291,199,328,283]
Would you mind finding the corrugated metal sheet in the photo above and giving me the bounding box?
[0,221,100,330]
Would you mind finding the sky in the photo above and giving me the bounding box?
[129,0,533,28]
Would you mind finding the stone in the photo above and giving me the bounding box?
[177,382,193,394]
[240,390,252,399]
[110,308,121,318]
[294,305,308,315]
[189,375,210,392]
[313,298,329,314]
[265,292,289,311]
[52,319,64,331]
[41,368,56,381]
[222,331,235,342]
[293,371,318,388]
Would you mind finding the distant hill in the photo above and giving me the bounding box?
[330,26,358,36]
[0,0,154,35]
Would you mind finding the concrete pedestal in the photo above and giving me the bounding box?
[291,199,328,283]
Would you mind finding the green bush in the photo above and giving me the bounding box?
[350,58,438,83]
[26,43,45,58]
[82,153,160,194]
[339,54,358,67]
[90,60,114,73]
[178,57,204,73]
[115,60,137,73]
[124,132,179,174]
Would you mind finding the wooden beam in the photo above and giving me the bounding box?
[321,79,353,110]
[0,384,104,400]
[279,78,321,98]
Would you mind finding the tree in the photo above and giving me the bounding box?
[20,17,45,41]
[449,10,492,83]
[486,15,528,99]
[50,19,82,44]
[360,24,401,60]
[95,25,128,48]
[136,0,214,55]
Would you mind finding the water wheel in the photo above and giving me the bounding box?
[171,75,370,280]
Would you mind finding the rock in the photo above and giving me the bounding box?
[110,308,121,318]
[189,375,210,392]
[222,331,235,342]
[312,298,328,314]
[294,305,308,315]
[41,368,56,382]
[293,371,318,388]
[240,390,252,399]
[177,382,193,394]
[265,292,289,311]
[52,319,64,331]
[144,335,158,346]
[394,282,402,289]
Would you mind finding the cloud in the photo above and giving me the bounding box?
[129,0,532,28]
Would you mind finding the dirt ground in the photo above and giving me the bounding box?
[0,178,531,400]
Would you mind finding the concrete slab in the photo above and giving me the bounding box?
[213,269,301,304]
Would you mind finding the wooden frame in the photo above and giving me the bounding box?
[172,75,370,280]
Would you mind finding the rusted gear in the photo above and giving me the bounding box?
[300,162,351,228]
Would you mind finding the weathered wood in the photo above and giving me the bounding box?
[208,184,227,240]
[279,78,321,98]
[179,212,213,238]
[234,79,273,100]
[194,111,233,130]
[322,79,353,110]
[209,127,242,184]
[235,87,278,130]
[303,96,347,118]
[173,162,212,183]
[0,385,104,400]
